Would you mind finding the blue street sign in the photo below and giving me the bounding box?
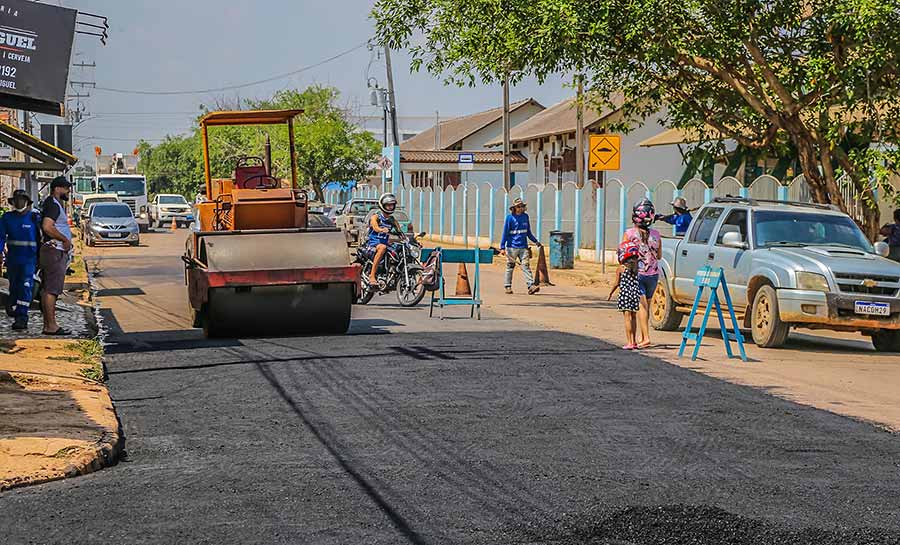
[458,153,475,164]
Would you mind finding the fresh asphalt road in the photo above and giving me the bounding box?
[1,231,899,545]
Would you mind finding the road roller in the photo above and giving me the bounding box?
[182,109,360,337]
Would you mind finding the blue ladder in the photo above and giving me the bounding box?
[678,266,748,362]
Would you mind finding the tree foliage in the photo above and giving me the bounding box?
[137,85,380,201]
[373,0,900,236]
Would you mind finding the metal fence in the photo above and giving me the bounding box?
[325,174,893,262]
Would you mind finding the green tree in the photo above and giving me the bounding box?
[373,0,900,237]
[137,85,380,202]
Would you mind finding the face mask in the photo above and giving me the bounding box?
[60,193,70,202]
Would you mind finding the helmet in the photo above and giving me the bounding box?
[617,241,640,264]
[632,198,656,229]
[378,193,397,215]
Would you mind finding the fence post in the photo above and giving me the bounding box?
[671,188,682,236]
[574,186,582,251]
[428,190,434,236]
[536,192,543,241]
[439,191,445,240]
[618,186,627,242]
[595,185,604,263]
[739,187,749,198]
[488,187,495,244]
[409,187,415,220]
[704,187,713,204]
[450,189,457,239]
[418,190,424,234]
[474,185,481,245]
[554,188,561,231]
[462,184,468,246]
[777,184,788,202]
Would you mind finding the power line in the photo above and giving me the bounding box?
[94,42,368,96]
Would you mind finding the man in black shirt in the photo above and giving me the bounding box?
[39,177,74,336]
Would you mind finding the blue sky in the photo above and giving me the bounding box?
[46,0,572,157]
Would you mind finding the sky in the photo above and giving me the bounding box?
[44,0,573,159]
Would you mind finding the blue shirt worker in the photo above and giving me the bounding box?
[0,190,41,330]
[500,197,541,295]
[656,196,693,236]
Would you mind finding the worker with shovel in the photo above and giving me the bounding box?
[500,198,541,295]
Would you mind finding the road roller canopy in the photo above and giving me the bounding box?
[199,109,304,127]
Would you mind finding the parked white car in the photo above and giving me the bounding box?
[149,193,194,229]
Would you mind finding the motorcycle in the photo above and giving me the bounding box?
[354,231,427,307]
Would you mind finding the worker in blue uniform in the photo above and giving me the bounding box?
[656,197,693,237]
[0,190,41,330]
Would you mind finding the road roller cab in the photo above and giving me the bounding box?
[183,109,360,337]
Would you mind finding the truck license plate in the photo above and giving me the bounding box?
[855,301,890,316]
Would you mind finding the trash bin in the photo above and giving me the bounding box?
[549,231,574,269]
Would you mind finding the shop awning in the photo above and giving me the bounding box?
[0,119,77,171]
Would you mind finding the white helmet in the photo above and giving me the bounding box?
[378,193,397,215]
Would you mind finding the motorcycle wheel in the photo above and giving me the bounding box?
[397,269,426,307]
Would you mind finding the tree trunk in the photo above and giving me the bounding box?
[311,181,324,202]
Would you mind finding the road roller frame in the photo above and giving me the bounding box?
[183,109,360,337]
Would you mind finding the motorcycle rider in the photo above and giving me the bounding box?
[366,193,401,288]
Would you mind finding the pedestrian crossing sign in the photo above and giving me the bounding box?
[589,134,621,171]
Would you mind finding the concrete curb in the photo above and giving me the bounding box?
[0,258,124,493]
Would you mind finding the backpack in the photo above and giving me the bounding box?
[419,248,441,292]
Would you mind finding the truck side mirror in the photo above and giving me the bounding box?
[721,231,747,249]
[874,241,890,257]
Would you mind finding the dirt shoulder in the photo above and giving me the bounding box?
[0,339,121,492]
[423,238,900,432]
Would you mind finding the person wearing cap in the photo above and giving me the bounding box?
[500,197,541,295]
[655,197,693,237]
[0,190,41,330]
[38,176,74,336]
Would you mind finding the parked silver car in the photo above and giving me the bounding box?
[653,197,900,351]
[83,202,140,247]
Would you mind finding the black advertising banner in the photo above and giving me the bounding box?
[0,0,77,116]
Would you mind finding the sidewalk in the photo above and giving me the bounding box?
[0,339,120,491]
[428,241,900,432]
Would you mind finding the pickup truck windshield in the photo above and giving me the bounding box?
[350,202,377,215]
[97,177,146,197]
[754,211,872,252]
[159,195,188,205]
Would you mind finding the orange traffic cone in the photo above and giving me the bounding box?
[534,245,554,286]
[170,218,178,231]
[455,262,472,296]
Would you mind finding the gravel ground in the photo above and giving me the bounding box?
[0,314,898,544]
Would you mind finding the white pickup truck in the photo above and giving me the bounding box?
[149,193,194,228]
[652,197,900,351]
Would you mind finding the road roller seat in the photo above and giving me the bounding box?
[234,156,268,189]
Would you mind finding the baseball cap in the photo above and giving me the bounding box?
[50,176,72,189]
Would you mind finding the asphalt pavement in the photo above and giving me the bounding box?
[1,231,898,545]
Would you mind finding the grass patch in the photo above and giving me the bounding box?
[52,445,83,458]
[68,339,104,382]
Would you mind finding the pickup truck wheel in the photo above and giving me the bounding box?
[650,275,683,331]
[870,330,900,352]
[751,285,790,348]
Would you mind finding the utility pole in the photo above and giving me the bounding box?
[383,47,400,147]
[502,76,511,191]
[575,75,584,190]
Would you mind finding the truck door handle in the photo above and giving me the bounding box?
[681,250,688,256]
[708,252,715,260]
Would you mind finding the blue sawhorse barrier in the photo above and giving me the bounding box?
[421,247,494,319]
[679,266,748,362]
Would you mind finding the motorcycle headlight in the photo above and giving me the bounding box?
[796,271,830,292]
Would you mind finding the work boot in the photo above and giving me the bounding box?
[504,287,513,295]
[12,317,27,331]
[5,306,15,318]
[528,285,540,295]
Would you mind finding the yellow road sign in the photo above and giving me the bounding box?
[589,134,621,171]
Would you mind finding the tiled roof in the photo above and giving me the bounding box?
[400,99,543,151]
[400,150,528,164]
[485,95,625,146]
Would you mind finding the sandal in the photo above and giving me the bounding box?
[636,341,653,349]
[623,343,637,350]
[42,327,72,336]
